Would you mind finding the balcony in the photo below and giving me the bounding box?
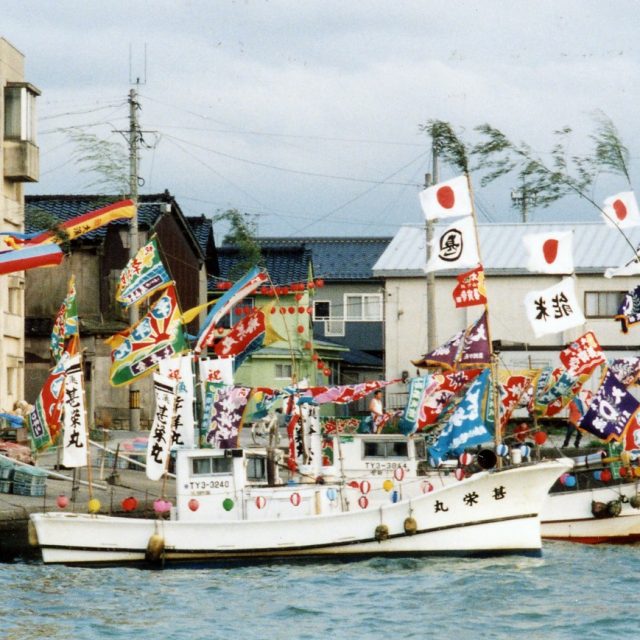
[3,139,39,182]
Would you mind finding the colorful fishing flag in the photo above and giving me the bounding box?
[412,312,490,370]
[425,216,479,273]
[213,304,283,370]
[51,276,79,363]
[194,267,268,354]
[616,284,640,333]
[452,266,487,307]
[523,231,574,274]
[27,354,69,450]
[116,236,171,307]
[158,353,195,449]
[427,369,494,463]
[108,285,188,386]
[419,175,472,221]
[458,311,491,367]
[301,379,398,405]
[417,369,483,430]
[399,375,440,435]
[568,389,593,426]
[0,244,63,275]
[524,277,585,338]
[601,191,640,229]
[146,373,178,481]
[624,414,640,451]
[534,366,592,418]
[204,385,252,449]
[3,199,135,249]
[579,369,640,442]
[609,357,640,386]
[498,371,536,429]
[559,331,606,376]
[61,355,88,468]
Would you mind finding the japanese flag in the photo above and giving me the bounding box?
[523,231,574,274]
[419,176,472,221]
[425,216,479,273]
[601,191,640,229]
[524,277,585,338]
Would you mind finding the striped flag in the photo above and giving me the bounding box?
[0,244,63,275]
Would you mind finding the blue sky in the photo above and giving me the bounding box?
[4,1,640,240]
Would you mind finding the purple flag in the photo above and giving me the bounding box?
[609,357,640,386]
[205,385,251,449]
[579,369,640,442]
[412,329,464,370]
[616,284,640,333]
[459,311,491,367]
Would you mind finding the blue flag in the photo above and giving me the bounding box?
[428,368,493,464]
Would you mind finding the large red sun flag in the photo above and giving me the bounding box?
[601,191,640,229]
[523,231,574,274]
[419,175,472,221]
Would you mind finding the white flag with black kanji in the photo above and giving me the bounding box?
[425,216,479,273]
[524,277,585,338]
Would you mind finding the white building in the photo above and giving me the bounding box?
[0,38,40,416]
[373,222,640,408]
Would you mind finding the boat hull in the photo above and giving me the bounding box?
[541,481,640,544]
[31,460,570,565]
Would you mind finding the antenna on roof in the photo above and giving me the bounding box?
[129,43,148,86]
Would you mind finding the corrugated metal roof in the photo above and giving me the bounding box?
[373,221,640,276]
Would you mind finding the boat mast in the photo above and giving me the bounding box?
[425,145,438,353]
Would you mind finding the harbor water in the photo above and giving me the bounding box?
[1,542,637,639]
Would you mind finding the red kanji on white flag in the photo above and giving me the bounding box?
[523,231,574,274]
[602,191,640,229]
[419,176,472,221]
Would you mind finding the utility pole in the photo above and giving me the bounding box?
[128,87,141,431]
[425,143,439,352]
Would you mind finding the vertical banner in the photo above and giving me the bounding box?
[199,357,235,387]
[146,373,178,481]
[61,355,88,468]
[159,353,195,449]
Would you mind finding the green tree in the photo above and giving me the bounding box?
[214,209,263,280]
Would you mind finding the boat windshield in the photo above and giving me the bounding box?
[191,457,233,476]
[363,440,408,459]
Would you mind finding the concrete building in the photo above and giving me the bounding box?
[0,38,40,417]
[374,222,640,408]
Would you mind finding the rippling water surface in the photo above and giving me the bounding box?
[2,543,637,639]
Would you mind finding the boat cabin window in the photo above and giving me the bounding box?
[246,456,268,482]
[191,456,233,476]
[363,440,408,459]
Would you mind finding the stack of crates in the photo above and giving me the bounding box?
[0,458,14,493]
[12,466,48,496]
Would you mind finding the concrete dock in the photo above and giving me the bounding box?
[0,435,175,561]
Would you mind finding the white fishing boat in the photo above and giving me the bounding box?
[30,438,570,566]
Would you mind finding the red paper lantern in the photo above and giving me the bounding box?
[514,423,528,442]
[188,498,200,512]
[360,480,371,494]
[311,353,319,361]
[255,496,267,509]
[282,286,290,295]
[358,495,369,509]
[290,492,301,507]
[317,361,325,370]
[288,306,295,314]
[315,278,325,288]
[298,306,305,314]
[56,494,69,509]
[279,307,287,314]
[304,341,312,350]
[534,431,548,445]
[295,293,303,301]
[306,307,313,314]
[270,307,276,314]
[297,325,304,334]
[620,466,628,477]
[601,469,612,482]
[454,468,466,481]
[394,467,405,481]
[323,368,331,376]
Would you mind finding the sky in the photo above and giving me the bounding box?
[4,1,640,241]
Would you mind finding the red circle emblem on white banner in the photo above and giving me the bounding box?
[290,492,301,507]
[421,480,434,494]
[358,495,369,509]
[393,467,405,481]
[255,496,266,509]
[360,480,371,494]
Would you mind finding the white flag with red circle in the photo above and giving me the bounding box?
[601,191,640,229]
[419,176,472,221]
[523,231,574,274]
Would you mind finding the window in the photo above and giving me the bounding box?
[4,83,39,143]
[191,456,233,475]
[7,277,23,315]
[313,300,331,320]
[344,293,382,321]
[584,291,624,318]
[220,298,255,328]
[246,456,267,482]
[363,440,408,458]
[275,363,292,379]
